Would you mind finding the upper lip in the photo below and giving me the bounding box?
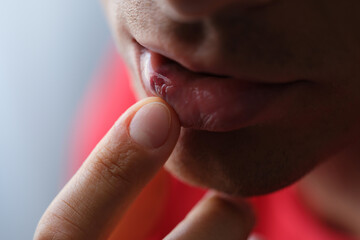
[135,40,299,85]
[136,40,241,80]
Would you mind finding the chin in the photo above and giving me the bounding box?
[164,123,350,197]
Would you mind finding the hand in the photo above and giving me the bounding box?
[34,97,255,240]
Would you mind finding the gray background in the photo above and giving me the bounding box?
[0,1,111,239]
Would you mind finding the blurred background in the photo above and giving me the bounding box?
[0,1,111,239]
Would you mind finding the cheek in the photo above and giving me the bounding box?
[102,0,120,35]
[130,74,149,100]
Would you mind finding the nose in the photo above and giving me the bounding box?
[159,0,273,21]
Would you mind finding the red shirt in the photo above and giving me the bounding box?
[67,49,355,240]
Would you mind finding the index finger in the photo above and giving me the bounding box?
[34,97,180,240]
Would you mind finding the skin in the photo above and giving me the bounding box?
[34,98,254,239]
[102,0,360,195]
[35,0,360,238]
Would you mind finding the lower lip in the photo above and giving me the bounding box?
[139,49,299,132]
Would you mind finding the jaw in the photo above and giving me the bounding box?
[164,116,357,197]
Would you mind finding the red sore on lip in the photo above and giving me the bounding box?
[150,75,170,98]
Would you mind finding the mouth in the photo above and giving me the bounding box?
[136,43,307,132]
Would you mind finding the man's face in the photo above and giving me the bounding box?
[102,0,360,196]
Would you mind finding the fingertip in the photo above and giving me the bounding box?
[129,102,172,148]
[115,97,180,151]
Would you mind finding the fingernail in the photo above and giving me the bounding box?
[129,102,171,148]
